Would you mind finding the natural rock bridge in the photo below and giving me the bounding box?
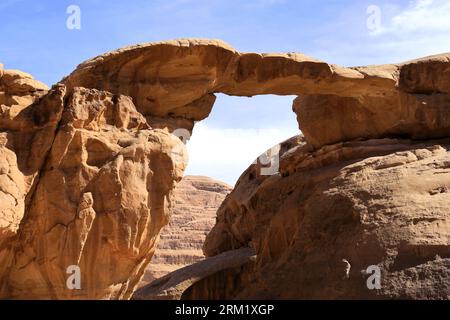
[0,39,449,299]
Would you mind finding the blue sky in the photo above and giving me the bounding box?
[2,0,450,184]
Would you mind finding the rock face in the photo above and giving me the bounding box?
[133,247,256,300]
[200,136,450,299]
[0,72,187,299]
[139,176,232,286]
[1,39,449,300]
[62,40,450,147]
[0,67,50,246]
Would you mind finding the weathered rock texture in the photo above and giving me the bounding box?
[0,71,187,299]
[62,40,450,147]
[199,136,450,299]
[133,247,256,300]
[1,39,449,300]
[0,67,50,247]
[139,176,231,286]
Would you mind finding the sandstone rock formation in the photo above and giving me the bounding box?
[0,67,50,247]
[1,39,449,300]
[133,247,256,300]
[62,40,450,147]
[198,136,450,299]
[0,71,187,299]
[139,176,231,286]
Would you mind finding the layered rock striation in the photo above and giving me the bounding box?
[139,176,231,286]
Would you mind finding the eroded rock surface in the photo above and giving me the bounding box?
[201,136,450,299]
[133,247,256,300]
[0,84,187,299]
[63,40,449,148]
[0,67,51,246]
[139,176,231,286]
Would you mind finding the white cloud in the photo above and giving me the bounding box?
[184,122,299,185]
[366,0,450,62]
[374,0,450,36]
[314,0,450,66]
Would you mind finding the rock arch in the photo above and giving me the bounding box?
[1,39,449,299]
[62,39,450,148]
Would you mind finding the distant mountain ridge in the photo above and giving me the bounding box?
[138,175,232,287]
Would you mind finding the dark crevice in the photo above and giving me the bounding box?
[19,88,69,233]
[390,245,450,272]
